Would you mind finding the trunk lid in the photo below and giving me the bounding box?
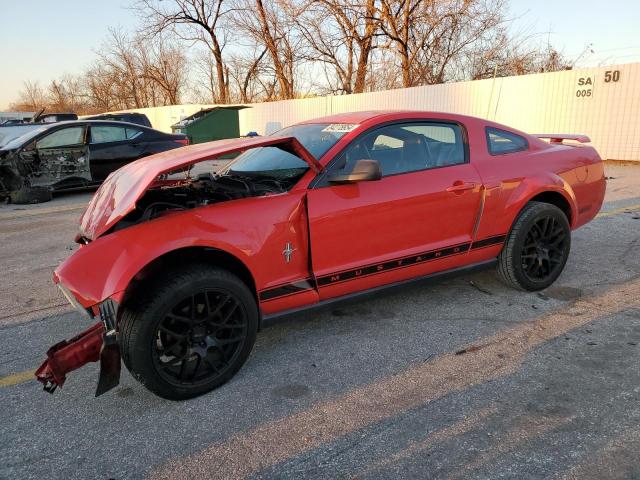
[79,136,322,240]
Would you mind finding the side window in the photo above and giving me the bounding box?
[125,128,143,140]
[372,134,403,150]
[36,127,85,149]
[331,122,465,177]
[90,126,127,144]
[486,128,528,155]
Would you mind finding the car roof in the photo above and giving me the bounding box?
[298,111,398,124]
[37,119,157,130]
[89,112,145,117]
[297,110,486,125]
[295,110,538,137]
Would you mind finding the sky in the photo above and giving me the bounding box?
[1,0,639,110]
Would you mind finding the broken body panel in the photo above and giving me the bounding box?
[8,145,91,188]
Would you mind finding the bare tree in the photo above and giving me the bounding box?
[298,0,378,94]
[191,49,220,103]
[366,49,402,90]
[534,45,572,73]
[95,29,148,108]
[11,81,47,111]
[85,30,187,110]
[189,46,268,104]
[232,0,305,100]
[139,41,187,104]
[85,64,120,112]
[374,0,419,87]
[48,74,92,112]
[12,77,94,113]
[375,0,508,87]
[135,0,233,103]
[226,48,271,102]
[464,31,573,80]
[9,0,576,111]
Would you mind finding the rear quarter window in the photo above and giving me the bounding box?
[90,126,127,144]
[486,127,528,155]
[126,128,143,140]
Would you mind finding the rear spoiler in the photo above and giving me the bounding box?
[534,134,591,144]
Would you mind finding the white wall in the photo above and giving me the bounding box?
[0,111,34,123]
[238,62,640,161]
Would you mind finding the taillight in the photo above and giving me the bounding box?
[175,138,189,146]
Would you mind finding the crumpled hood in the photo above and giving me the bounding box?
[79,136,321,240]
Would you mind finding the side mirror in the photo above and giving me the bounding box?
[328,159,382,184]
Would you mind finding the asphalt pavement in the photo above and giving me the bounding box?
[1,164,639,480]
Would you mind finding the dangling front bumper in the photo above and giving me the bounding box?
[35,322,104,393]
[35,298,122,396]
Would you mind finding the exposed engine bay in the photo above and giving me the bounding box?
[112,171,298,231]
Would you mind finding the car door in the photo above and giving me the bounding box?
[24,125,90,188]
[306,121,483,300]
[88,125,145,181]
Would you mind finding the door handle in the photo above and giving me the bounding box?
[446,181,476,193]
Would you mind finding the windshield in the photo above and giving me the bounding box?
[1,126,49,150]
[225,123,350,179]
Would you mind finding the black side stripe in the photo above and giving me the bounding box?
[259,234,506,301]
[260,279,315,301]
[470,234,507,250]
[316,242,471,287]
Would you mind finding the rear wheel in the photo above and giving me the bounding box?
[119,266,258,400]
[497,201,571,291]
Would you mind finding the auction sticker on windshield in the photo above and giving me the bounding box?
[322,124,359,133]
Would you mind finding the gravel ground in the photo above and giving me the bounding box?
[0,163,639,479]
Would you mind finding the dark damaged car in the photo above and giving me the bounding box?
[0,120,189,203]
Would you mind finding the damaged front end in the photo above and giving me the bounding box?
[35,135,322,397]
[35,297,121,396]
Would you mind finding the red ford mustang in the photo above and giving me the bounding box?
[35,111,605,399]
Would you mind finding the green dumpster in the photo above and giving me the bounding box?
[171,106,248,144]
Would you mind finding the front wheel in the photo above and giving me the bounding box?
[119,266,258,400]
[497,201,571,291]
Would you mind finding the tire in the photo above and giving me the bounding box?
[119,265,258,400]
[497,201,571,291]
[10,186,53,204]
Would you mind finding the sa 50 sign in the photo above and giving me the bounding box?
[604,70,621,82]
[576,70,621,98]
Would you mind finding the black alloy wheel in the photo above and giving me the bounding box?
[497,201,571,291]
[519,215,568,283]
[119,266,258,400]
[152,290,248,387]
